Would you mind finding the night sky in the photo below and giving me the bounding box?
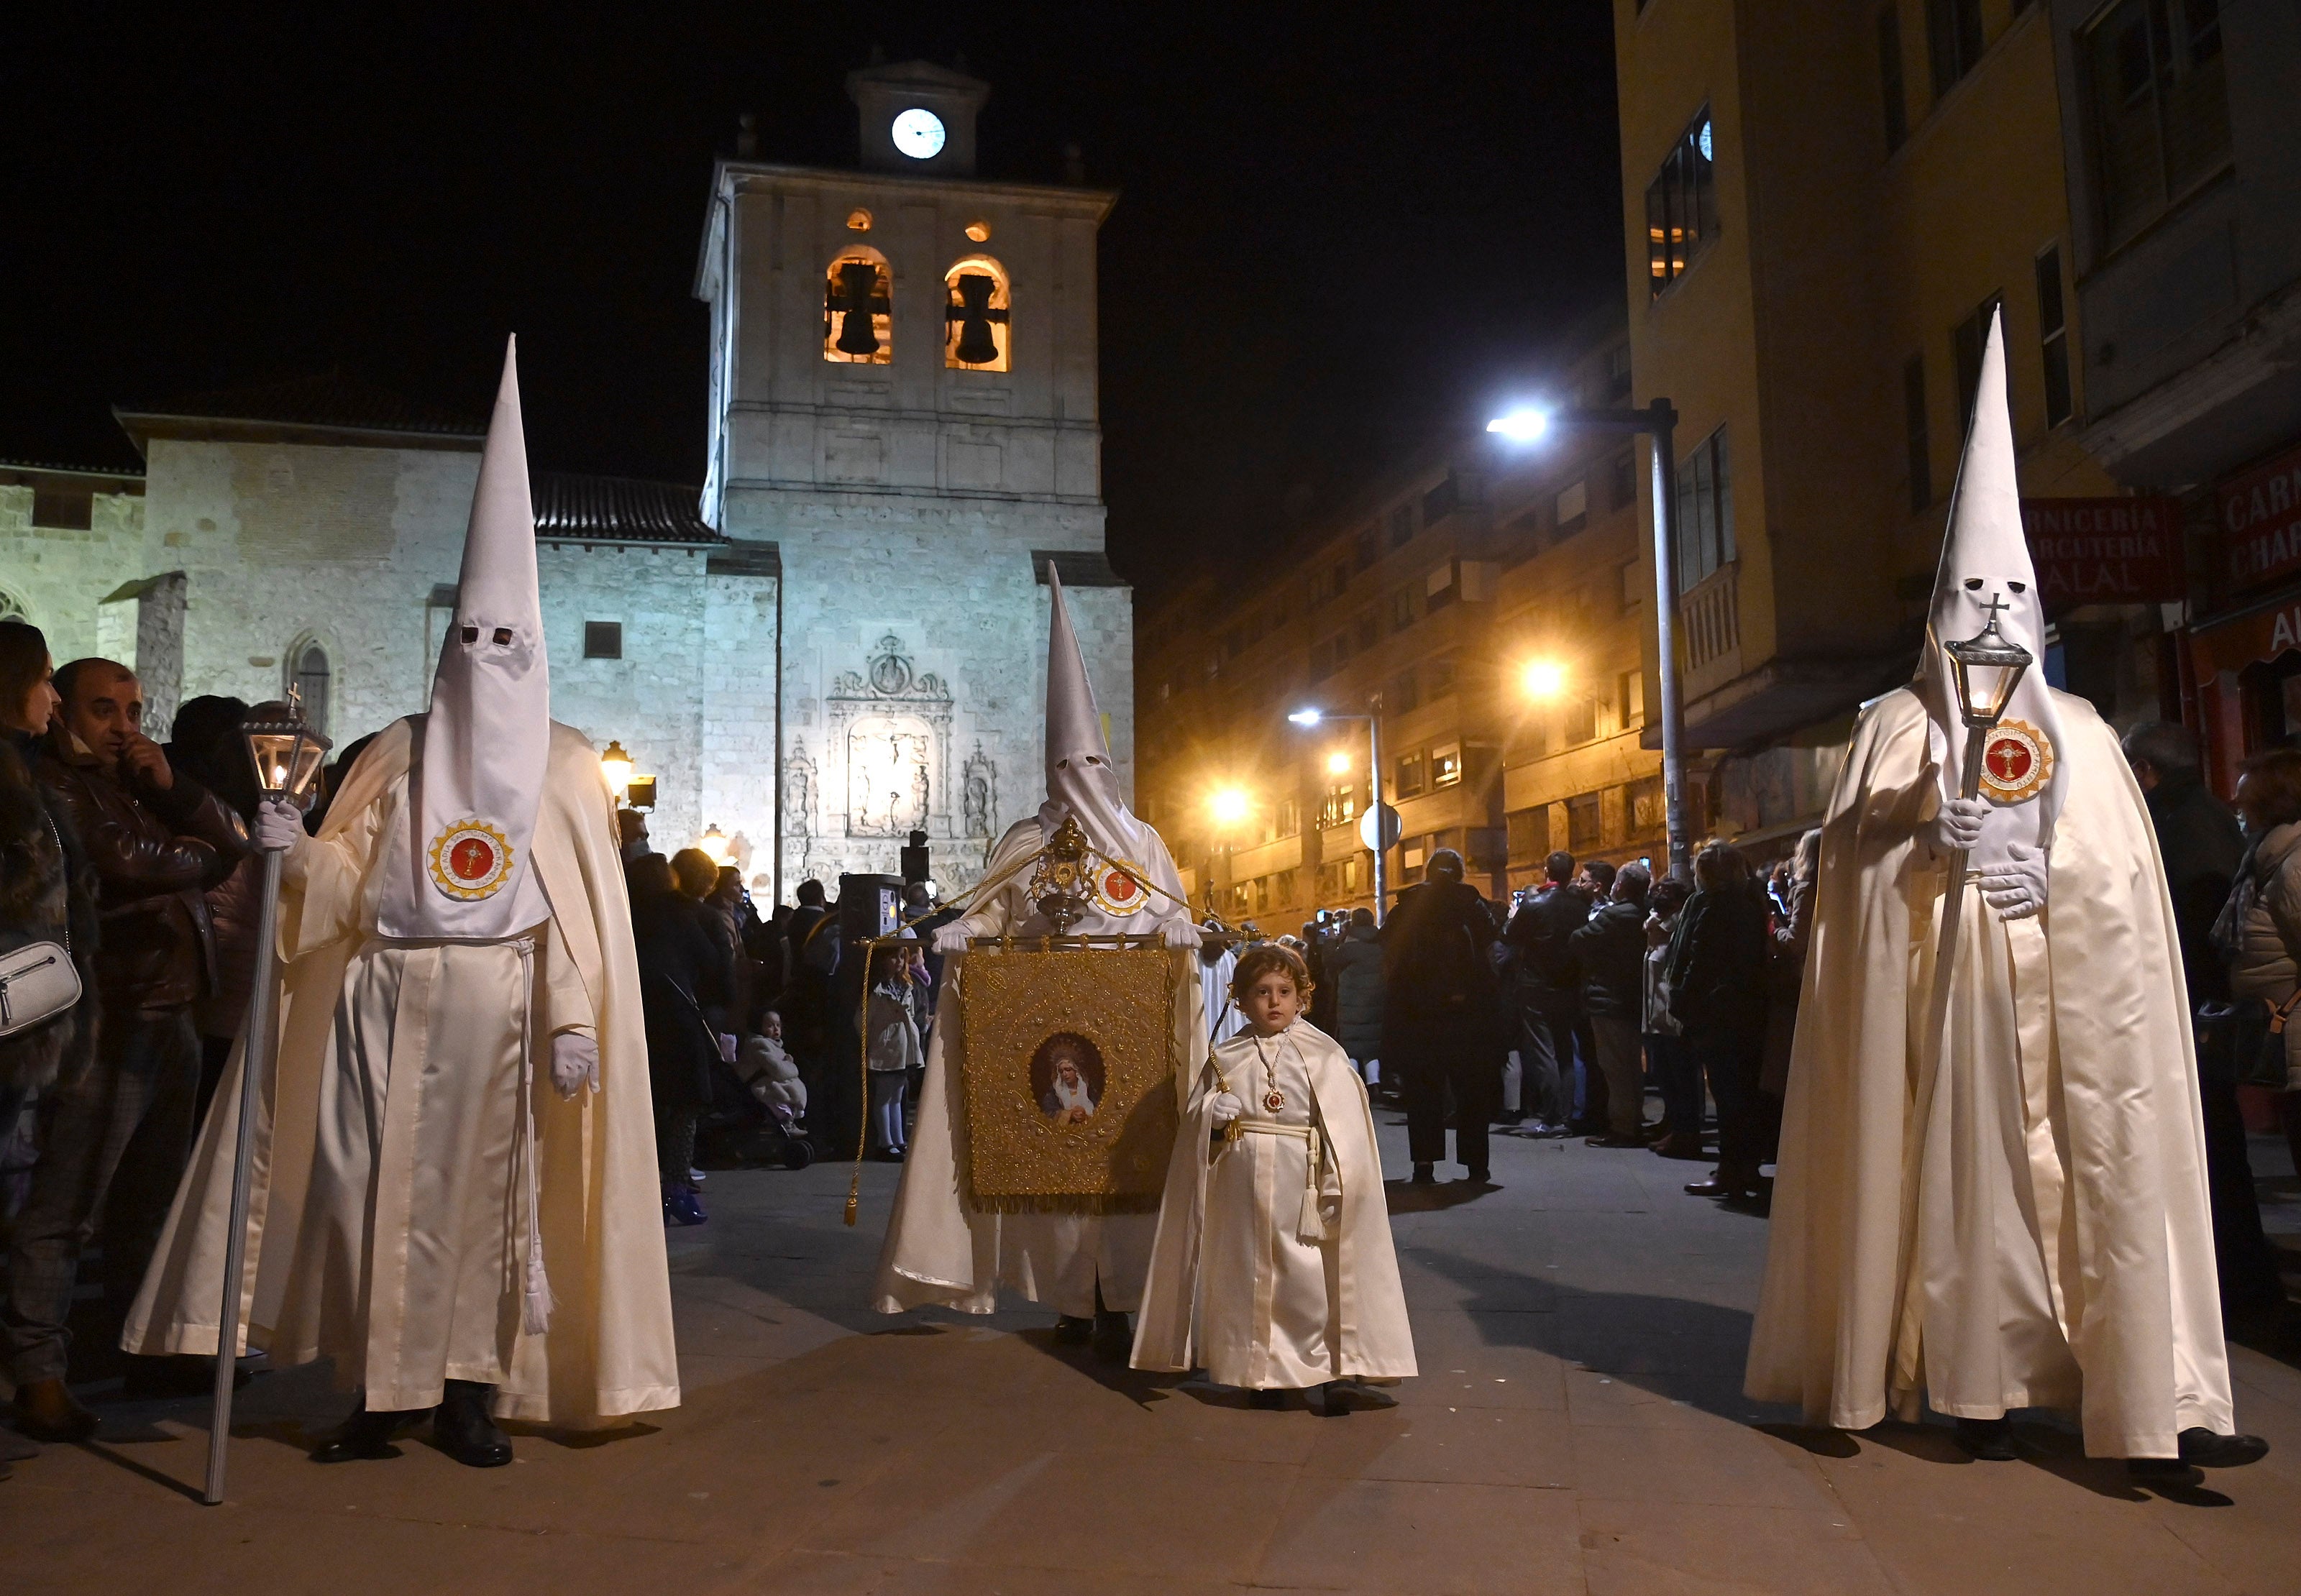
[6,4,1623,595]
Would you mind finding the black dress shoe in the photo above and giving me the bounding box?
[2179,1428,2269,1467]
[1053,1313,1094,1344]
[1954,1416,2016,1461]
[1584,1134,1644,1148]
[1091,1309,1133,1365]
[1248,1388,1286,1410]
[1322,1379,1399,1415]
[1410,1164,1436,1185]
[1464,1168,1492,1185]
[432,1380,512,1468]
[311,1397,429,1463]
[1683,1178,1737,1198]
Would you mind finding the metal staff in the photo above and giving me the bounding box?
[1889,600,2031,1383]
[206,697,329,1505]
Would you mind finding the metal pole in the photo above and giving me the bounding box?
[1645,399,1691,881]
[1366,706,1386,924]
[205,845,283,1505]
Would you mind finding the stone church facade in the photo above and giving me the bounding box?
[0,60,1130,904]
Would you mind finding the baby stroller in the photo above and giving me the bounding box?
[700,1032,815,1170]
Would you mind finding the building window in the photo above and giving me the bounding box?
[824,247,893,364]
[1926,0,1985,99]
[1629,774,1665,836]
[1353,608,1378,652]
[1320,781,1359,829]
[2035,243,2072,427]
[1617,669,1645,730]
[1567,792,1603,851]
[2085,0,2229,247]
[32,486,93,530]
[943,256,1011,371]
[1565,694,1598,746]
[1427,653,1459,697]
[1432,742,1463,787]
[1610,451,1637,511]
[1507,806,1550,865]
[1555,478,1589,537]
[1422,475,1460,526]
[0,587,28,623]
[1619,559,1642,612]
[1645,106,1717,298]
[1903,354,1932,511]
[290,638,331,736]
[1389,667,1419,713]
[1354,528,1378,572]
[1673,426,1734,592]
[1879,7,1909,153]
[1389,503,1414,548]
[1274,797,1302,840]
[1389,587,1417,634]
[583,620,623,660]
[1395,752,1427,800]
[1604,343,1633,401]
[1952,292,2004,436]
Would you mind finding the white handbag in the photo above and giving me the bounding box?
[0,819,82,1040]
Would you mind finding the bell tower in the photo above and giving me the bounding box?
[696,63,1128,904]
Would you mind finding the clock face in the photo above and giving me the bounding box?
[892,108,946,160]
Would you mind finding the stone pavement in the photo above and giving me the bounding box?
[5,1118,2300,1594]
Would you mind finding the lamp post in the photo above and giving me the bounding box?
[1488,397,1690,881]
[1288,699,1389,922]
[599,740,633,807]
[209,696,330,1505]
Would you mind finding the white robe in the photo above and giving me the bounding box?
[874,815,1200,1318]
[125,719,680,1425]
[1133,1022,1416,1388]
[1745,687,2232,1457]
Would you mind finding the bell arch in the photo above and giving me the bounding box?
[943,254,1010,372]
[823,246,893,364]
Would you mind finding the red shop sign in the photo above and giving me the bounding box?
[2221,440,2301,591]
[2019,496,2185,607]
[2190,596,2301,679]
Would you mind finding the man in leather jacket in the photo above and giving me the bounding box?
[5,658,246,1432]
[1380,848,1503,1183]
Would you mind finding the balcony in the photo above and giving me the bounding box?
[1681,561,1741,697]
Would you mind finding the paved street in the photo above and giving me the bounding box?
[6,1117,2300,1595]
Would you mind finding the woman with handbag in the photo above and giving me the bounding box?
[0,621,102,1461]
[2218,747,2301,1250]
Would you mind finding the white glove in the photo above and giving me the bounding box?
[253,799,306,853]
[1975,844,2049,922]
[1926,796,1989,857]
[930,922,971,955]
[1161,919,1202,950]
[550,1032,600,1100]
[1207,1090,1245,1126]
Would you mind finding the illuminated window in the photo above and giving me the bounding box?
[824,247,892,364]
[1432,742,1463,787]
[944,255,1011,371]
[1395,753,1426,799]
[1645,107,1716,298]
[846,208,874,231]
[965,219,991,243]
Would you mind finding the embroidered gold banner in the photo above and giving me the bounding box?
[955,945,1181,1213]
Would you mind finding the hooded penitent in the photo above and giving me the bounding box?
[375,336,551,940]
[1042,564,1171,921]
[1914,308,2067,873]
[1741,308,2233,1459]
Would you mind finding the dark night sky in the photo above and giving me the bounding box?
[4,4,1623,595]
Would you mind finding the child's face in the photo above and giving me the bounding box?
[762,1014,782,1042]
[1241,970,1302,1035]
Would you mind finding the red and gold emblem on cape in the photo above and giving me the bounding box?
[427,817,516,901]
[1978,718,2054,805]
[1089,861,1148,914]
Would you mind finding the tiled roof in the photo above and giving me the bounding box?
[116,371,487,441]
[533,472,719,545]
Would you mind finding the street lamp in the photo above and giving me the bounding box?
[1289,701,1390,922]
[599,739,633,804]
[1209,786,1252,827]
[1325,750,1353,776]
[1522,659,1568,700]
[209,695,330,1505]
[1488,395,1691,881]
[699,822,731,868]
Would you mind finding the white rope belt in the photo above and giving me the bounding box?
[1221,1119,1332,1241]
[514,939,552,1336]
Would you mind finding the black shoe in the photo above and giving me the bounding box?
[1410,1164,1436,1185]
[1248,1388,1286,1410]
[1683,1178,1736,1198]
[1584,1134,1644,1149]
[2178,1428,2269,1468]
[1091,1309,1133,1365]
[311,1395,429,1463]
[1322,1379,1399,1416]
[1053,1313,1094,1345]
[432,1380,512,1468]
[1464,1168,1492,1185]
[10,1378,98,1443]
[1954,1416,2016,1461]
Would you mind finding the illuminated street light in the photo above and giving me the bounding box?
[1209,787,1251,827]
[1522,660,1568,700]
[1288,701,1390,921]
[1287,708,1323,727]
[599,738,633,804]
[1484,407,1552,444]
[1486,393,1690,880]
[700,822,731,866]
[1325,750,1353,775]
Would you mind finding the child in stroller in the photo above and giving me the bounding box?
[705,1010,815,1169]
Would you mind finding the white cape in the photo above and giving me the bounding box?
[1745,687,2231,1457]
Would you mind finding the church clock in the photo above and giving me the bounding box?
[891,108,946,160]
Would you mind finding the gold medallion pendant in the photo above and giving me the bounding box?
[1089,861,1148,914]
[1263,1088,1286,1113]
[1977,719,2054,804]
[428,817,516,900]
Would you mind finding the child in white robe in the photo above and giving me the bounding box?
[1133,943,1417,1413]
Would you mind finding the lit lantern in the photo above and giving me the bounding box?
[241,694,331,809]
[599,739,633,804]
[700,822,731,866]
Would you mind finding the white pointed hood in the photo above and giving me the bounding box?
[1916,307,2066,866]
[376,336,552,938]
[1041,564,1133,850]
